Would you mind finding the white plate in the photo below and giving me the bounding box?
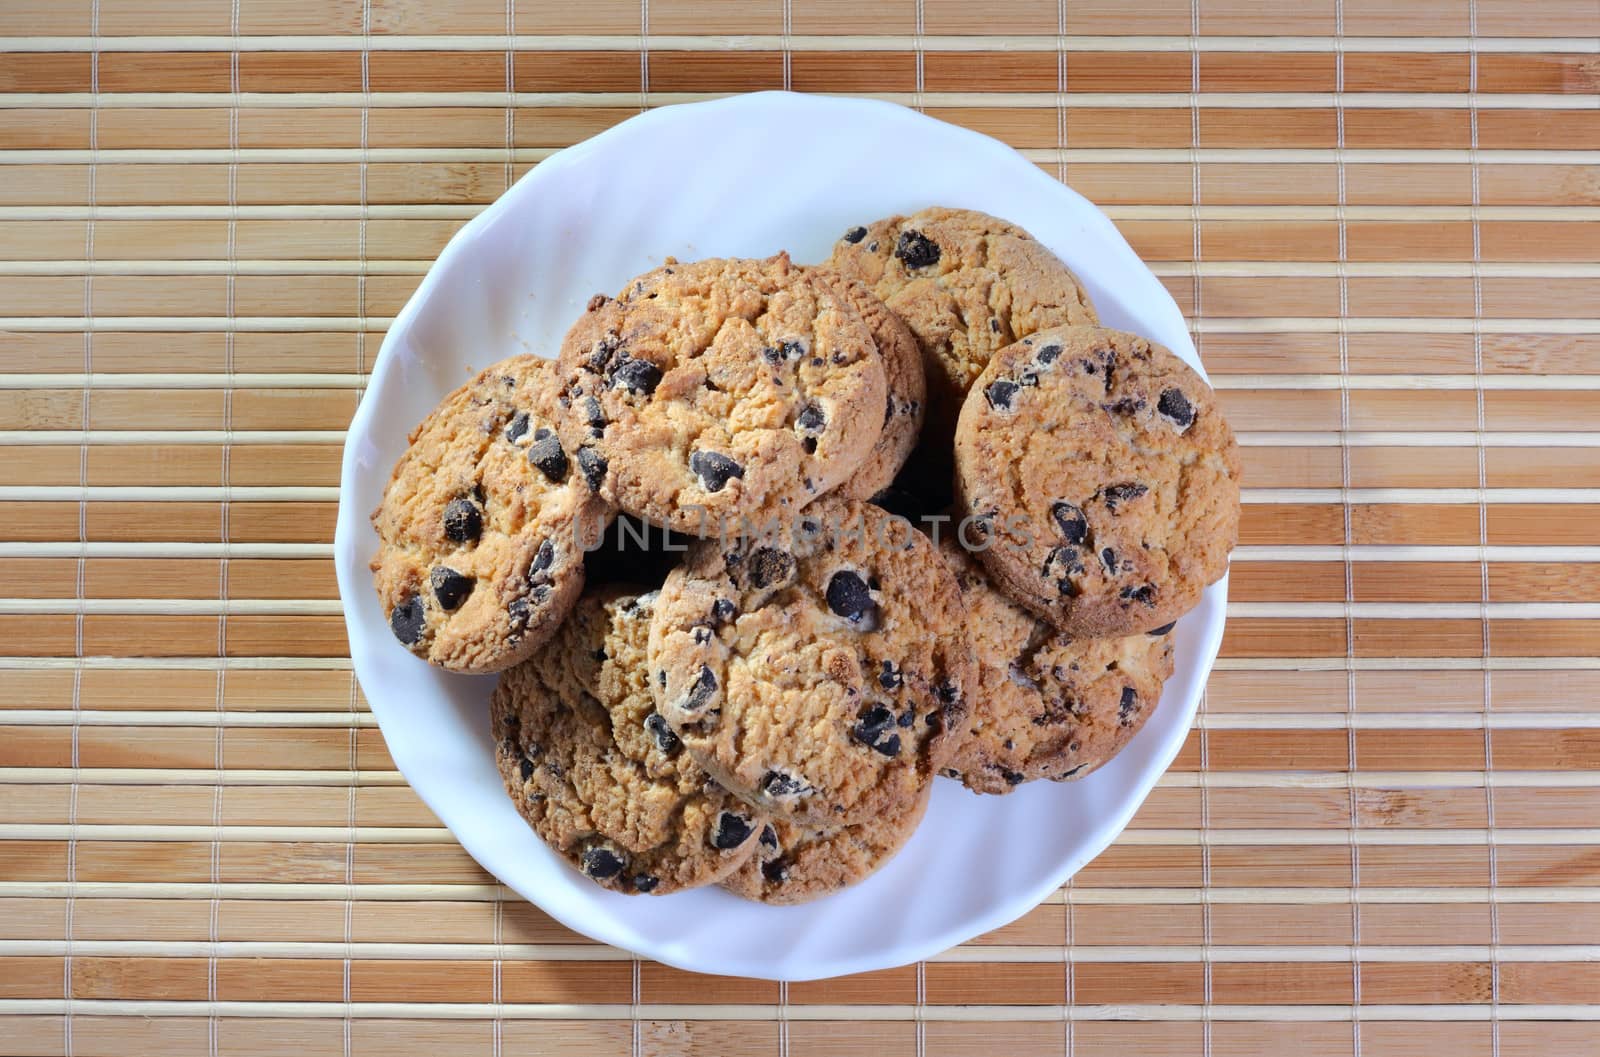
[334,91,1226,982]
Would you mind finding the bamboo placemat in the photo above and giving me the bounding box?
[3,0,1599,1053]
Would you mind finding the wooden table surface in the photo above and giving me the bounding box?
[2,1,1599,1054]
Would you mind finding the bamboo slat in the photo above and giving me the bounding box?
[0,0,1598,1053]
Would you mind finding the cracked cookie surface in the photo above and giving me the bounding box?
[938,540,1175,794]
[954,324,1241,637]
[826,207,1097,447]
[648,497,973,827]
[721,785,930,905]
[370,355,614,673]
[492,586,765,895]
[555,255,886,537]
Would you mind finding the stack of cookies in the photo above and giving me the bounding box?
[370,207,1241,903]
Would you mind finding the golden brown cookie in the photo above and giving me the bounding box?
[954,325,1241,637]
[555,255,887,537]
[808,268,925,501]
[826,206,1097,446]
[722,785,930,905]
[370,355,613,673]
[938,540,1175,794]
[647,497,973,827]
[492,587,766,895]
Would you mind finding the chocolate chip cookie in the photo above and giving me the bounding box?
[555,255,887,537]
[492,586,766,894]
[954,325,1241,637]
[808,268,925,502]
[938,540,1175,794]
[648,496,973,827]
[371,355,614,673]
[826,206,1097,446]
[722,785,930,905]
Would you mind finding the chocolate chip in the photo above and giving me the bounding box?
[610,355,662,396]
[897,708,915,728]
[505,411,530,443]
[585,335,621,374]
[508,597,531,631]
[985,378,1021,411]
[802,437,818,455]
[761,345,784,366]
[580,846,625,881]
[581,396,606,437]
[747,547,796,589]
[936,680,962,707]
[762,858,790,884]
[989,318,1001,333]
[1119,686,1140,724]
[1158,387,1194,428]
[527,430,569,482]
[430,567,474,611]
[677,665,717,713]
[530,538,555,576]
[761,770,810,799]
[825,570,876,625]
[759,824,779,852]
[1043,547,1084,595]
[843,225,867,244]
[689,450,744,493]
[852,703,901,757]
[711,810,755,850]
[518,756,534,780]
[1002,769,1026,786]
[711,598,737,625]
[443,497,482,544]
[1037,344,1062,366]
[796,402,826,434]
[1099,547,1118,574]
[644,711,681,755]
[632,874,659,893]
[1102,483,1148,512]
[1120,584,1158,607]
[389,595,425,645]
[894,229,941,269]
[878,660,903,691]
[691,626,712,646]
[1148,621,1177,636]
[1051,501,1088,545]
[577,446,608,492]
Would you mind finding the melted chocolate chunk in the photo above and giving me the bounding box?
[711,811,755,850]
[576,446,608,492]
[527,430,569,482]
[985,378,1021,411]
[610,355,662,396]
[843,225,868,244]
[677,665,717,713]
[580,846,625,881]
[389,596,425,645]
[1158,387,1194,428]
[825,570,876,625]
[442,497,482,544]
[1102,483,1148,512]
[894,229,941,270]
[689,450,744,493]
[643,711,681,755]
[1051,501,1088,545]
[429,567,474,611]
[851,703,901,757]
